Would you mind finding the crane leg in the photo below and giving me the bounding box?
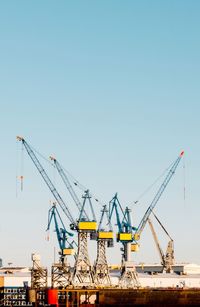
[31,255,47,289]
[72,232,95,287]
[119,243,140,288]
[93,239,111,286]
[51,262,72,288]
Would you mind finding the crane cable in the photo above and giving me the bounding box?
[16,140,24,194]
[15,140,19,197]
[132,160,175,206]
[58,162,107,206]
[151,211,173,241]
[183,154,186,204]
[20,142,24,191]
[23,142,106,207]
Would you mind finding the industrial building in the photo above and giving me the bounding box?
[1,266,200,306]
[135,263,200,275]
[1,263,200,288]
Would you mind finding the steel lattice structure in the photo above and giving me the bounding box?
[31,258,47,289]
[51,263,72,288]
[94,239,111,286]
[72,232,95,286]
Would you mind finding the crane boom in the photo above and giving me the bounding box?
[109,194,135,243]
[152,211,173,241]
[148,215,175,272]
[98,205,113,232]
[17,136,76,227]
[50,157,89,220]
[135,151,184,239]
[109,194,125,234]
[147,218,165,265]
[47,204,73,250]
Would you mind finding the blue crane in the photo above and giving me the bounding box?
[16,136,77,230]
[98,204,114,247]
[47,203,74,256]
[108,151,184,257]
[17,136,97,285]
[49,156,97,233]
[133,150,184,242]
[108,193,135,243]
[108,193,137,271]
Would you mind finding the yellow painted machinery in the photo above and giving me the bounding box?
[78,221,97,231]
[117,232,132,242]
[62,248,76,256]
[98,231,114,239]
[131,243,139,252]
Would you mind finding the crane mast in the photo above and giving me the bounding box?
[93,205,114,286]
[109,194,140,288]
[50,157,98,285]
[148,212,175,273]
[72,190,97,286]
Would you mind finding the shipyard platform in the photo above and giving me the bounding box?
[2,287,200,306]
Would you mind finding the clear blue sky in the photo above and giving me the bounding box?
[0,1,199,268]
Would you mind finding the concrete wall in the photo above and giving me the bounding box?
[139,275,200,288]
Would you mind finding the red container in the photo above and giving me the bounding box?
[46,289,58,306]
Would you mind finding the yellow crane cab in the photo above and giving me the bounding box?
[117,232,132,242]
[78,221,97,231]
[98,231,114,239]
[62,248,75,256]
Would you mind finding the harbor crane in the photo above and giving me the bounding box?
[16,137,77,229]
[147,212,174,273]
[17,137,97,287]
[51,156,115,286]
[93,205,114,286]
[72,189,97,286]
[47,204,76,287]
[49,156,97,286]
[17,136,78,286]
[108,151,184,287]
[17,136,184,288]
[47,203,75,262]
[132,150,184,252]
[108,194,140,288]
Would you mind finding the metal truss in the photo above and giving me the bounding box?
[93,240,111,286]
[72,232,95,286]
[51,262,72,288]
[31,259,47,289]
[119,261,140,288]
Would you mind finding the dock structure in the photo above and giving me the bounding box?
[2,263,200,305]
[2,287,200,306]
